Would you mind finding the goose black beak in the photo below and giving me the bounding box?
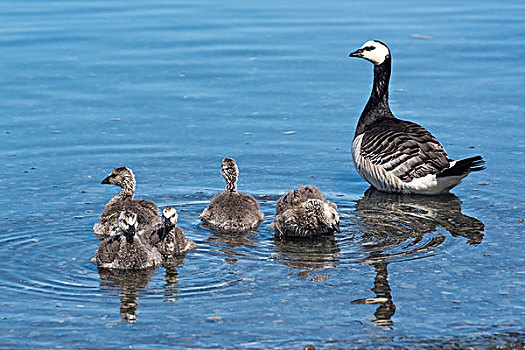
[101,176,111,184]
[349,49,363,58]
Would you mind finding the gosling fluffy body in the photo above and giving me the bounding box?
[271,185,340,238]
[201,158,264,233]
[143,206,197,259]
[95,211,162,269]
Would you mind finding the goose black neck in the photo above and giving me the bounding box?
[355,56,394,136]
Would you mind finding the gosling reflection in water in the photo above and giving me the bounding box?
[98,257,189,321]
[163,256,186,302]
[98,267,155,323]
[272,235,341,278]
[206,231,259,248]
[352,188,485,328]
[205,231,261,264]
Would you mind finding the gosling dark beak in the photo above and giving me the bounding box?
[101,176,111,184]
[333,223,341,233]
[349,49,363,58]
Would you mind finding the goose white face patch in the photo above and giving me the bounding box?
[358,40,390,65]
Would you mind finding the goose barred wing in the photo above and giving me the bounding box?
[360,120,450,182]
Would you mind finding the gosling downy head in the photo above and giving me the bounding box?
[305,199,340,233]
[221,158,239,193]
[162,206,178,227]
[101,166,136,198]
[118,211,138,239]
[349,40,390,65]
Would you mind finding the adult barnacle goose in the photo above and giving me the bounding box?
[271,185,340,239]
[94,211,162,269]
[143,206,197,259]
[200,158,264,233]
[93,167,162,238]
[349,40,485,194]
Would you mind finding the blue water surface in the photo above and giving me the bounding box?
[0,0,524,348]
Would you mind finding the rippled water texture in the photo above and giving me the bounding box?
[1,0,524,348]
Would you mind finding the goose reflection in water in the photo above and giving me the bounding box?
[354,188,484,247]
[98,267,156,323]
[352,261,395,329]
[351,188,485,328]
[272,235,341,279]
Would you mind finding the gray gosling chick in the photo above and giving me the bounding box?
[200,158,264,233]
[93,166,161,239]
[144,206,197,259]
[271,185,340,239]
[95,211,162,269]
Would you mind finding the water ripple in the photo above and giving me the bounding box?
[2,0,520,345]
[0,187,485,324]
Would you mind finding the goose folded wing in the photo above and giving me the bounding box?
[360,120,451,182]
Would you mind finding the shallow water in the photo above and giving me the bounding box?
[1,0,524,348]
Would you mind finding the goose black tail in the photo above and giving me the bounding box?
[437,156,486,178]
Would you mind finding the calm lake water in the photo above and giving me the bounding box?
[1,0,524,348]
